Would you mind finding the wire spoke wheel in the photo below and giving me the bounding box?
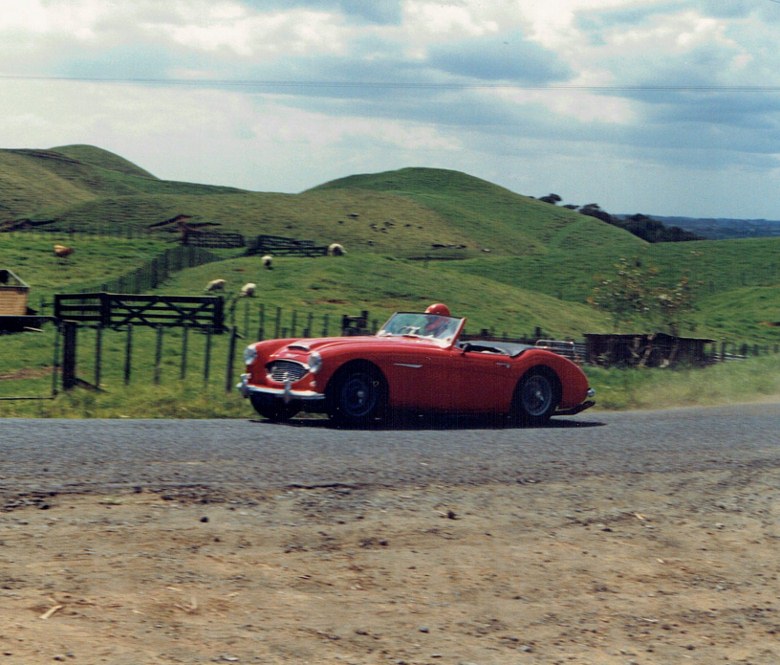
[327,364,386,428]
[513,370,558,426]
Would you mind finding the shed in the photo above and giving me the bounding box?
[584,332,715,367]
[0,269,30,316]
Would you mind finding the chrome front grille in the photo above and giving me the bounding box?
[268,360,308,383]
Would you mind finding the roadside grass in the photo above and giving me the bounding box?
[2,344,778,418]
[589,354,780,411]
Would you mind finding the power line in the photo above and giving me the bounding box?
[2,74,780,92]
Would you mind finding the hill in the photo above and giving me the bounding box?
[1,147,645,258]
[654,216,780,240]
[1,145,778,345]
[0,144,244,225]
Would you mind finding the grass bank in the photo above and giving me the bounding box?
[2,355,778,419]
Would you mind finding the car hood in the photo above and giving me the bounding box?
[269,335,446,357]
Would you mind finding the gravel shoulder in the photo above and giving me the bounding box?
[1,463,778,664]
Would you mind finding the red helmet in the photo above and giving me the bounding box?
[425,303,450,316]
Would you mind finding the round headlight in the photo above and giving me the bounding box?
[308,351,323,374]
[243,345,258,366]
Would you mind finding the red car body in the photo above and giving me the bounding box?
[238,309,594,427]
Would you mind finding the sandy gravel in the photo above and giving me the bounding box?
[1,464,778,664]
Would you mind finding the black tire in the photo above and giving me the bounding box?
[326,363,387,428]
[250,394,299,422]
[511,369,559,426]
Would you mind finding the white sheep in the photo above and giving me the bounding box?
[327,243,346,256]
[261,254,273,270]
[53,244,74,258]
[205,278,226,292]
[240,282,256,297]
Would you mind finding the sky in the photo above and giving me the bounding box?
[2,0,780,219]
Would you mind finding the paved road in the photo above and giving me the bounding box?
[2,403,779,508]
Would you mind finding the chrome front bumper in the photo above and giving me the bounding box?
[237,373,326,404]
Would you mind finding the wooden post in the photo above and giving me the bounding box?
[225,326,238,393]
[180,325,189,379]
[124,324,133,385]
[51,323,61,396]
[154,326,164,385]
[94,325,103,389]
[305,312,313,338]
[257,303,265,341]
[61,321,78,390]
[204,326,213,383]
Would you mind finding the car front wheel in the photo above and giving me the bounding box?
[250,394,299,422]
[511,370,559,426]
[326,363,387,428]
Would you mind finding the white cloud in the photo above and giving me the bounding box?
[1,0,780,217]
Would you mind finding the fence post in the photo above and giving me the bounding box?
[51,323,61,396]
[257,303,265,341]
[100,293,111,327]
[180,326,189,379]
[305,312,313,338]
[61,321,78,390]
[124,324,133,385]
[225,326,238,393]
[154,326,164,385]
[204,326,213,383]
[94,325,103,389]
[274,306,281,338]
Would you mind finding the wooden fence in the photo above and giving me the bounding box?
[56,321,241,393]
[184,232,245,249]
[4,301,780,401]
[246,234,328,257]
[54,293,226,330]
[87,245,224,294]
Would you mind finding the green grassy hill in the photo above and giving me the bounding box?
[1,146,643,258]
[1,145,778,345]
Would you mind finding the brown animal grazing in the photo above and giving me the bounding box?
[53,244,74,258]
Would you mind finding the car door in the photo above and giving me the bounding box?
[386,345,459,411]
[447,345,517,413]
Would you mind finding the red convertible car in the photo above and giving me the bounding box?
[238,304,595,427]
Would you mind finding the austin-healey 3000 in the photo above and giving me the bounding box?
[238,304,594,427]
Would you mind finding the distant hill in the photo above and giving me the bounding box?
[0,147,645,258]
[653,216,780,240]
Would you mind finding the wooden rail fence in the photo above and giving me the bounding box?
[54,293,226,330]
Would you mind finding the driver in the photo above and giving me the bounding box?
[423,303,452,337]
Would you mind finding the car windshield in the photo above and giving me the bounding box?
[377,312,463,347]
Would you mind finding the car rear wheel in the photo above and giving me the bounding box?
[326,363,387,428]
[511,369,559,426]
[250,394,299,422]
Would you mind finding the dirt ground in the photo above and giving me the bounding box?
[1,467,778,665]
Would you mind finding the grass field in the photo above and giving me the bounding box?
[1,145,778,417]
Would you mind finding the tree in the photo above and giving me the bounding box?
[579,203,613,224]
[588,257,697,334]
[539,193,562,205]
[588,257,655,331]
